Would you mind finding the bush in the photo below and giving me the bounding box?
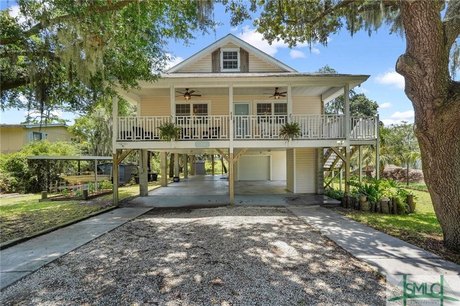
[382,167,424,183]
[325,188,344,200]
[0,141,79,193]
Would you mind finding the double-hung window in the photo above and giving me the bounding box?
[221,48,239,72]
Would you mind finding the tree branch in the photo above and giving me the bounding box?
[0,0,135,45]
[0,76,30,92]
[443,0,460,48]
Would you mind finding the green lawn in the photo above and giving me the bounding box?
[335,189,460,264]
[0,183,159,244]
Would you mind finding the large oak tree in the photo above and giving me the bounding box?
[226,0,460,250]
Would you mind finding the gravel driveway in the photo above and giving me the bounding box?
[2,207,387,305]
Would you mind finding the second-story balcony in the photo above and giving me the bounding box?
[116,115,378,142]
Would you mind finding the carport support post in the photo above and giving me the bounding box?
[211,154,215,176]
[174,153,180,178]
[358,145,363,183]
[229,148,235,205]
[160,151,168,187]
[183,155,188,178]
[344,146,351,194]
[139,149,148,196]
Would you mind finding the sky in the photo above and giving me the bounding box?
[0,1,415,126]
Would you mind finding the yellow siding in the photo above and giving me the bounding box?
[207,96,229,115]
[140,96,170,116]
[292,96,321,114]
[29,126,72,143]
[176,54,212,73]
[295,148,316,193]
[0,127,26,153]
[248,54,284,72]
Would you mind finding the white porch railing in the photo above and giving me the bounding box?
[117,115,378,141]
[350,116,378,140]
[292,114,345,139]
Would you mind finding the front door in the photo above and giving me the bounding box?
[234,103,250,138]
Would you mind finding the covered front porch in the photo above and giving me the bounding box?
[127,175,337,208]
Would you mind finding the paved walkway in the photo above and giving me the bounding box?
[288,205,460,277]
[0,207,151,290]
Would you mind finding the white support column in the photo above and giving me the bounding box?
[211,154,215,176]
[376,114,380,179]
[229,85,234,143]
[344,83,350,144]
[344,83,351,194]
[139,149,148,196]
[287,84,292,123]
[160,152,168,187]
[170,85,175,121]
[112,96,119,153]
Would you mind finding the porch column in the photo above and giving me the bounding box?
[287,84,292,122]
[358,145,363,183]
[174,153,180,178]
[160,151,168,187]
[375,114,380,179]
[316,148,324,194]
[228,148,235,205]
[344,83,351,194]
[112,151,119,206]
[183,155,188,178]
[229,85,234,143]
[139,149,149,196]
[211,154,215,176]
[170,85,175,121]
[112,96,119,206]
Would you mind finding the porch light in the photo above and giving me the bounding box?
[184,92,191,101]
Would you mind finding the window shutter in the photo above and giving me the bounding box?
[212,48,220,72]
[240,48,249,72]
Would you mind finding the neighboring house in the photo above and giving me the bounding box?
[114,34,378,203]
[0,123,73,153]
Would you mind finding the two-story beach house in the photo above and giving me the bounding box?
[112,34,378,204]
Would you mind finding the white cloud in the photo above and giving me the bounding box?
[311,47,320,55]
[289,50,306,59]
[379,102,392,109]
[355,86,369,94]
[165,54,184,70]
[375,70,405,89]
[381,109,414,125]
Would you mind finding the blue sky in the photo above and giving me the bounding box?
[1,1,414,126]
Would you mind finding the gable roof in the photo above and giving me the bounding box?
[167,34,296,73]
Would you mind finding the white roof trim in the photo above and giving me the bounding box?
[167,34,296,73]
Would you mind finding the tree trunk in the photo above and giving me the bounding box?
[397,1,460,251]
[169,153,174,178]
[406,162,409,187]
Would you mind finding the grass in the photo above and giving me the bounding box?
[0,182,159,244]
[334,189,460,265]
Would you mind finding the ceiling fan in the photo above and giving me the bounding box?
[176,88,201,101]
[270,87,287,99]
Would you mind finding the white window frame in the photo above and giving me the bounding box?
[255,100,288,116]
[221,48,240,72]
[175,101,211,116]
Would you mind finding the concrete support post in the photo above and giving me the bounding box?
[139,149,148,196]
[183,155,188,178]
[112,151,119,206]
[174,153,180,178]
[160,152,168,187]
[228,148,234,205]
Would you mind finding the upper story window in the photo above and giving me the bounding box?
[221,48,239,72]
